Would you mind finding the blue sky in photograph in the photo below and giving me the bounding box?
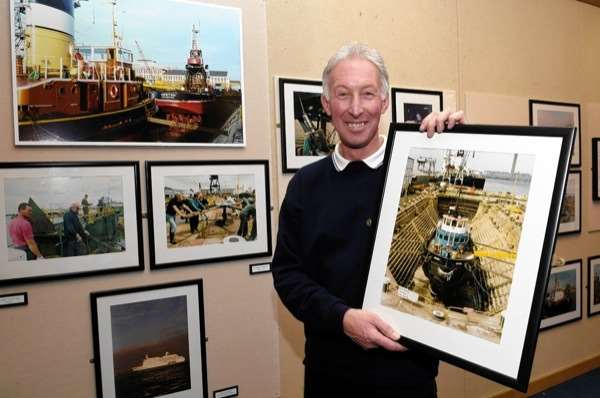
[110,295,188,352]
[74,0,241,80]
[4,176,123,212]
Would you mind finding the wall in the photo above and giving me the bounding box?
[0,1,281,397]
[268,0,600,397]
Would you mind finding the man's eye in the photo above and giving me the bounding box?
[337,92,348,98]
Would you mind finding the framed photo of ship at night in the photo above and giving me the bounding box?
[540,260,582,330]
[363,123,575,391]
[391,88,443,124]
[277,78,337,173]
[146,160,272,268]
[10,0,244,147]
[558,171,581,235]
[0,162,143,285]
[588,256,600,317]
[529,100,581,166]
[90,279,208,398]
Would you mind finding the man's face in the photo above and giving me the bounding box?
[72,206,80,213]
[321,57,388,156]
[21,206,33,219]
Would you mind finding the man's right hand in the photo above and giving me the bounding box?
[342,308,407,352]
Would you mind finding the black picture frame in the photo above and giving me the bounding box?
[529,99,581,167]
[540,259,582,330]
[588,255,600,317]
[278,78,336,173]
[391,88,443,124]
[593,138,600,201]
[558,170,581,235]
[362,123,575,392]
[0,161,143,286]
[90,279,208,398]
[146,160,272,269]
[0,292,28,308]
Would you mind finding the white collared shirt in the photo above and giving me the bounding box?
[332,135,387,172]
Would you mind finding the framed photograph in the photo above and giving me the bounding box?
[147,160,272,268]
[363,123,574,391]
[91,279,208,398]
[278,78,337,172]
[0,162,143,285]
[11,0,244,146]
[529,100,581,166]
[540,260,582,330]
[593,138,600,201]
[588,256,600,317]
[391,88,443,124]
[558,171,581,235]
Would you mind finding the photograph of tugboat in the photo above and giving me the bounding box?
[110,295,192,398]
[539,260,581,329]
[380,147,535,344]
[11,0,243,146]
[163,174,257,248]
[4,175,125,261]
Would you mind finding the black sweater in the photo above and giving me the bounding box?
[272,156,438,386]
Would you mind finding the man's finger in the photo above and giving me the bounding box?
[371,315,400,340]
[371,332,407,352]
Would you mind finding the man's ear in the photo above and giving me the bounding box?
[321,94,331,116]
[381,94,390,113]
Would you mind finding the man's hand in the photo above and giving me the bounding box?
[419,110,465,138]
[342,308,407,352]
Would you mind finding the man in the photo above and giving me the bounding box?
[8,202,43,260]
[271,42,464,398]
[81,194,90,221]
[237,198,256,240]
[185,192,207,233]
[166,193,192,244]
[63,202,89,257]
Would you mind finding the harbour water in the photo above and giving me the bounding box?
[114,362,191,398]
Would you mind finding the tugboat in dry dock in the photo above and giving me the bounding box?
[152,24,214,126]
[13,0,154,143]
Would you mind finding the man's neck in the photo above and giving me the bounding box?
[339,135,384,161]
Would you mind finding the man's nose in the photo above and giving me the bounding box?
[348,94,363,116]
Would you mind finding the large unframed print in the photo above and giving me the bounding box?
[277,78,337,172]
[0,162,143,285]
[529,100,580,166]
[147,160,271,268]
[363,123,574,391]
[91,279,208,398]
[11,0,244,146]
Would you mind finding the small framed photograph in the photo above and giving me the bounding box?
[558,171,581,235]
[529,100,581,166]
[278,78,337,173]
[147,160,272,268]
[391,88,443,124]
[11,0,244,147]
[588,256,600,317]
[363,123,574,391]
[0,162,143,285]
[90,279,208,398]
[540,260,582,330]
[593,138,600,201]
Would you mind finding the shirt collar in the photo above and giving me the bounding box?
[332,135,387,172]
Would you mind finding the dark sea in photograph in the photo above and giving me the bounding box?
[114,362,191,398]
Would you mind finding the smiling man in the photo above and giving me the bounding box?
[272,42,464,397]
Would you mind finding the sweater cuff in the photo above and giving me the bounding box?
[331,302,350,335]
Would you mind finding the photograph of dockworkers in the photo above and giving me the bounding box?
[164,174,256,248]
[293,91,337,156]
[4,176,125,261]
[380,147,535,344]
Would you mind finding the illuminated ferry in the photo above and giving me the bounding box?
[131,352,186,372]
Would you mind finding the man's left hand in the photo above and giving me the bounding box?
[419,110,465,138]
